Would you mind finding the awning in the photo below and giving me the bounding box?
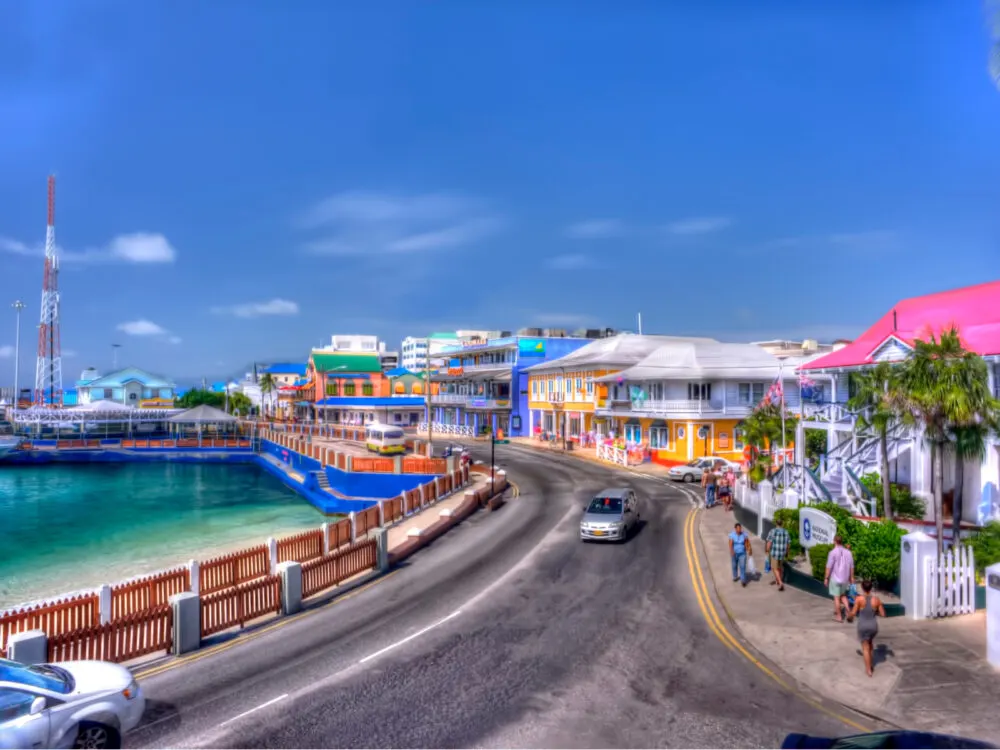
[626,418,641,425]
[650,419,667,427]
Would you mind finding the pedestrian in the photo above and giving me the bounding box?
[850,579,886,678]
[765,517,790,591]
[824,535,855,622]
[729,522,752,587]
[717,474,732,511]
[702,465,718,508]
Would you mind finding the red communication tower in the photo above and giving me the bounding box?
[34,175,63,406]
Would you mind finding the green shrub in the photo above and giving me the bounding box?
[852,520,905,589]
[969,522,1000,576]
[805,501,905,588]
[809,543,833,581]
[772,508,803,558]
[859,472,927,520]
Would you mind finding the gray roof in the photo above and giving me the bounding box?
[168,404,239,424]
[70,399,135,413]
[595,341,789,382]
[524,333,717,374]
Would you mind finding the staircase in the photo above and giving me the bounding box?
[314,471,332,491]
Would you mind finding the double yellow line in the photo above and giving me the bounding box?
[682,509,870,733]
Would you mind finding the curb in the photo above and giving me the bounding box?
[693,511,905,731]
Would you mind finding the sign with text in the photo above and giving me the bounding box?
[799,507,837,549]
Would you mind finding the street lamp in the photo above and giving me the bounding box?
[11,301,25,411]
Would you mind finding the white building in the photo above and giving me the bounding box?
[401,332,464,371]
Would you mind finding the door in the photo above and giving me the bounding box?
[675,424,689,459]
[0,689,50,749]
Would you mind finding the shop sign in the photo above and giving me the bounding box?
[518,338,546,357]
[800,507,837,549]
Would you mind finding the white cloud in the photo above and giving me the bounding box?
[765,230,899,254]
[0,345,13,358]
[299,190,501,257]
[564,219,624,239]
[545,253,599,270]
[2,232,177,264]
[116,319,167,336]
[210,298,300,318]
[105,233,177,263]
[62,349,77,358]
[167,336,182,345]
[667,216,732,235]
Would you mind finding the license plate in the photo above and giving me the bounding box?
[591,530,605,536]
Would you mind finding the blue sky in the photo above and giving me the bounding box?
[1,0,998,383]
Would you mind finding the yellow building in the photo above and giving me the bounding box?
[524,334,711,441]
[592,340,801,466]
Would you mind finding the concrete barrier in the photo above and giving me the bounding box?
[7,630,46,665]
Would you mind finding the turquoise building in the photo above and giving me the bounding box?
[75,367,177,407]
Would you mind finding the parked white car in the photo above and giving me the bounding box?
[667,457,738,483]
[0,658,145,749]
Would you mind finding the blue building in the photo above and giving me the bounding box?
[429,332,611,437]
[75,367,177,407]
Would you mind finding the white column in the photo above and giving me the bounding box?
[978,445,1000,525]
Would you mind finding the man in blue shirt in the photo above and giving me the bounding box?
[728,522,753,587]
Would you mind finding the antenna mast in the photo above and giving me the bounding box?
[34,175,63,406]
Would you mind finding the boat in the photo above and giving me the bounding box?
[0,421,22,459]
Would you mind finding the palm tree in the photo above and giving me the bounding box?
[898,326,1000,554]
[259,373,276,419]
[848,362,902,519]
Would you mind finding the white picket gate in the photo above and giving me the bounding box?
[923,545,976,618]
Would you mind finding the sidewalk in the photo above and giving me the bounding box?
[697,507,1000,743]
[505,436,677,477]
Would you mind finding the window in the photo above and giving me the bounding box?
[650,426,669,449]
[532,380,538,396]
[344,383,356,396]
[687,382,711,401]
[586,377,594,395]
[575,377,582,392]
[738,383,765,404]
[624,423,642,443]
[547,380,553,393]
[734,428,745,450]
[648,382,664,400]
[362,383,373,396]
[0,688,35,722]
[326,383,338,396]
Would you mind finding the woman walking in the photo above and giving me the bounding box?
[850,580,886,677]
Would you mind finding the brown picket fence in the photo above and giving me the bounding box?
[47,606,173,664]
[354,505,380,538]
[327,517,353,551]
[200,575,282,638]
[276,529,325,564]
[300,539,378,599]
[0,593,100,656]
[111,567,190,621]
[200,545,270,595]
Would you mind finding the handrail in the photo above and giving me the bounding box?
[805,464,834,504]
[845,465,876,517]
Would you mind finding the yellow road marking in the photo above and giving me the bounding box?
[682,509,870,733]
[134,569,401,681]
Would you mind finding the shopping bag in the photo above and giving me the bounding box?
[764,556,772,574]
[746,555,757,576]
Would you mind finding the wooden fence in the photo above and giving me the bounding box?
[48,606,173,664]
[200,545,271,595]
[276,529,325,564]
[328,518,353,551]
[301,539,378,599]
[0,593,100,656]
[201,576,282,638]
[354,505,381,538]
[383,495,404,524]
[351,457,396,473]
[111,567,191,621]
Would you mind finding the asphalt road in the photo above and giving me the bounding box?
[126,443,868,749]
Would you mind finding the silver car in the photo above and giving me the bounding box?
[0,658,145,749]
[667,457,737,483]
[579,488,640,542]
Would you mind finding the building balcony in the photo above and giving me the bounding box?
[597,399,754,417]
[432,393,511,408]
[432,393,469,404]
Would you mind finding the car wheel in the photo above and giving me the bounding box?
[683,473,695,483]
[74,722,121,750]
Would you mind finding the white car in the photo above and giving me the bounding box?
[667,457,738,483]
[0,658,145,749]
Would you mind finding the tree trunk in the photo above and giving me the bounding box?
[933,441,945,557]
[953,450,964,551]
[879,428,892,519]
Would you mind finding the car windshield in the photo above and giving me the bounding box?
[0,659,73,694]
[588,497,623,514]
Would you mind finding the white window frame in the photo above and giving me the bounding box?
[649,426,670,450]
[738,382,765,404]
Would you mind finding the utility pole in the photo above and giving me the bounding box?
[424,337,433,457]
[11,301,25,411]
[490,426,496,496]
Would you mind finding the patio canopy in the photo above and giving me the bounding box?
[168,404,239,424]
[70,399,135,413]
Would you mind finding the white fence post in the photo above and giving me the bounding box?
[188,559,200,596]
[97,584,112,626]
[758,480,773,538]
[266,537,278,576]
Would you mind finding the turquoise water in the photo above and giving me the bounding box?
[0,463,327,609]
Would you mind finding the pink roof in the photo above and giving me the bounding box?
[800,279,1000,371]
